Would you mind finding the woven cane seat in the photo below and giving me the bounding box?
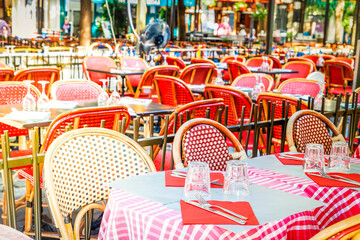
[182,124,229,171]
[294,115,333,154]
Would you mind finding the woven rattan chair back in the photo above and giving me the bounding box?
[246,57,273,68]
[220,56,245,64]
[13,67,60,97]
[119,57,148,88]
[41,106,131,152]
[227,60,251,84]
[277,79,321,98]
[190,58,217,67]
[286,110,346,155]
[82,56,118,86]
[0,81,40,137]
[154,75,194,106]
[44,128,156,239]
[302,55,319,65]
[50,79,103,101]
[288,57,317,70]
[280,61,314,81]
[180,63,215,85]
[166,56,186,69]
[324,60,354,89]
[205,85,252,126]
[0,68,14,81]
[173,118,246,170]
[232,73,274,91]
[134,65,180,98]
[266,55,282,69]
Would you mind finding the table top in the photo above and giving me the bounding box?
[87,68,146,76]
[0,100,175,129]
[248,67,299,75]
[107,170,323,234]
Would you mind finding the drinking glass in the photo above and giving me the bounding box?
[23,80,36,111]
[107,80,121,106]
[303,143,325,173]
[98,79,109,106]
[223,161,249,197]
[328,142,350,172]
[8,55,14,69]
[37,81,50,112]
[184,162,211,200]
[163,55,168,65]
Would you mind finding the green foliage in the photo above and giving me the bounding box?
[234,2,247,12]
[202,0,216,8]
[159,8,166,21]
[100,0,128,37]
[253,3,267,21]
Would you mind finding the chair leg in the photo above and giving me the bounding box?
[2,193,8,226]
[24,181,34,233]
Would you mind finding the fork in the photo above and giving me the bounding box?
[195,194,248,220]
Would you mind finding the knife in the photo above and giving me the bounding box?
[184,200,247,225]
[307,173,360,187]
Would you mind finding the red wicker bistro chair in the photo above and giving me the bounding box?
[227,60,251,84]
[50,79,103,101]
[221,56,246,82]
[288,57,317,71]
[13,67,61,97]
[279,61,314,87]
[204,85,266,151]
[0,68,14,81]
[324,60,354,96]
[266,55,282,69]
[180,63,216,85]
[302,55,320,65]
[133,65,179,99]
[322,55,336,61]
[335,57,354,67]
[190,58,217,67]
[18,106,131,233]
[232,73,274,91]
[166,56,186,69]
[173,118,247,171]
[83,56,119,87]
[246,57,273,68]
[277,79,321,98]
[257,92,308,153]
[153,75,194,107]
[153,99,226,171]
[43,128,156,239]
[286,110,346,155]
[119,57,149,88]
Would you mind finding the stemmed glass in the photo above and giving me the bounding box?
[163,54,168,65]
[37,81,50,112]
[23,80,36,111]
[98,79,109,106]
[107,80,121,106]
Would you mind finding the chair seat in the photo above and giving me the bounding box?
[153,149,172,171]
[329,87,353,95]
[18,168,44,189]
[0,149,33,170]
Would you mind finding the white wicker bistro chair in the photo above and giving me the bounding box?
[43,128,156,239]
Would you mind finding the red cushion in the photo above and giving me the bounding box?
[0,149,32,170]
[222,70,230,81]
[154,150,172,171]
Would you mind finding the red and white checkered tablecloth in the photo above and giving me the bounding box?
[98,174,321,240]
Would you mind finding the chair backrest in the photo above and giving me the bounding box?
[336,57,354,67]
[190,58,217,67]
[288,57,317,70]
[50,79,103,101]
[257,92,308,142]
[266,55,282,69]
[301,55,319,65]
[306,71,325,84]
[0,68,14,81]
[41,106,131,152]
[166,56,186,69]
[227,60,251,84]
[280,61,314,80]
[134,65,179,98]
[89,42,114,55]
[205,85,252,126]
[0,81,40,137]
[277,79,320,98]
[13,67,61,96]
[286,110,345,155]
[180,63,216,85]
[324,60,354,88]
[232,73,274,91]
[82,56,118,86]
[119,57,148,88]
[173,118,246,170]
[220,56,245,64]
[322,55,336,61]
[246,57,273,68]
[44,128,156,239]
[153,75,194,107]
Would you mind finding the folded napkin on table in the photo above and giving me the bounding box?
[46,100,77,109]
[305,172,360,188]
[180,200,259,225]
[165,171,224,188]
[3,111,50,121]
[119,97,152,105]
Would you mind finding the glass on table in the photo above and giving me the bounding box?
[328,141,350,173]
[23,80,36,111]
[107,80,121,106]
[37,81,50,112]
[303,143,325,173]
[184,161,211,200]
[98,79,109,106]
[223,161,249,197]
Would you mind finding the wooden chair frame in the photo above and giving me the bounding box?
[180,63,215,85]
[286,110,345,152]
[324,60,354,90]
[173,118,246,169]
[0,68,14,81]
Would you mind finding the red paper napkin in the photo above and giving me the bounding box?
[305,172,360,188]
[275,153,305,165]
[165,171,224,188]
[180,200,259,225]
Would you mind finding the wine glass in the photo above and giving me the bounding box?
[163,55,168,65]
[18,56,27,70]
[37,81,50,112]
[23,80,36,111]
[107,80,121,106]
[98,79,109,106]
[8,55,14,70]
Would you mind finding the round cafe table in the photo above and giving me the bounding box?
[0,224,31,239]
